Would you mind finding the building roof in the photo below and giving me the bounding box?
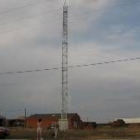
[28,113,79,119]
[115,118,140,124]
[16,116,25,120]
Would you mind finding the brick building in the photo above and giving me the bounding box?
[26,113,82,129]
[8,116,25,127]
[0,115,6,126]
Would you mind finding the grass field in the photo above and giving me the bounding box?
[7,125,140,140]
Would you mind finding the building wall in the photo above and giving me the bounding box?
[8,119,25,127]
[27,118,57,128]
[0,119,6,126]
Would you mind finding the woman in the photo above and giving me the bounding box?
[37,119,43,140]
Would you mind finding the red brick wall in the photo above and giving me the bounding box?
[27,117,58,128]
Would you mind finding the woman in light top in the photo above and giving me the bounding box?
[37,118,42,140]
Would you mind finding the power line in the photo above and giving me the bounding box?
[69,57,140,68]
[0,57,139,76]
[0,0,139,35]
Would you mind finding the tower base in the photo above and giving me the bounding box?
[58,119,68,131]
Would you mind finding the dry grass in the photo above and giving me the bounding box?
[7,125,140,140]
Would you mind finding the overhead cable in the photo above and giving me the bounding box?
[0,57,139,76]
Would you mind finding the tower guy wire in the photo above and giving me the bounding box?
[0,0,48,15]
[0,0,140,35]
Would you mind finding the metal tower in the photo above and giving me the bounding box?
[59,0,69,130]
[61,0,68,120]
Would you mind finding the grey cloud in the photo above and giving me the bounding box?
[0,0,140,122]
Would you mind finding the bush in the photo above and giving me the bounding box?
[82,122,97,130]
[111,119,126,127]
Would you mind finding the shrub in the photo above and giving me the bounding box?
[111,119,126,127]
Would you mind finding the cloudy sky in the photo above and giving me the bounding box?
[0,0,140,122]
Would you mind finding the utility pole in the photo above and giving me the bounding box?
[24,108,27,128]
[59,0,69,131]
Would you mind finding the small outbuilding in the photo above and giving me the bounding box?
[8,116,25,127]
[115,118,140,124]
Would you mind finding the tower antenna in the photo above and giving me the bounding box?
[59,0,69,131]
